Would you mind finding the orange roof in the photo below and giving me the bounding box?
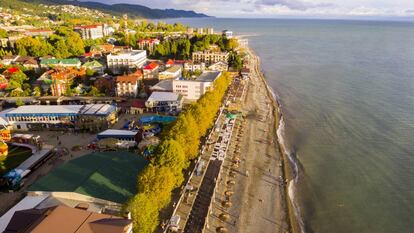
[166,59,174,65]
[116,71,142,84]
[144,62,159,70]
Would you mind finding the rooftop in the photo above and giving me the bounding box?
[29,152,149,203]
[162,65,181,73]
[195,71,222,82]
[4,205,131,233]
[147,92,181,102]
[98,129,137,137]
[150,79,173,92]
[6,104,116,117]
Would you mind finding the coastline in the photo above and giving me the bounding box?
[245,46,301,233]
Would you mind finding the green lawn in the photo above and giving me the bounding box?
[0,146,33,176]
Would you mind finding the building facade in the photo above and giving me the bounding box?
[5,104,117,131]
[172,71,221,101]
[192,50,229,65]
[145,92,183,113]
[159,65,182,80]
[107,50,147,73]
[115,71,142,97]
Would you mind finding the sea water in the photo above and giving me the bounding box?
[164,18,414,233]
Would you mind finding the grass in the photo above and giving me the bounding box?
[0,146,33,176]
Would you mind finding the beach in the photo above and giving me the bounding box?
[225,46,292,233]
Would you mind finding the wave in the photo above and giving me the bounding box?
[267,84,306,233]
[252,48,306,233]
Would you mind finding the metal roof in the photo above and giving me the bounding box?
[147,92,180,102]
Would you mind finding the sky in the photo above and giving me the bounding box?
[87,0,414,18]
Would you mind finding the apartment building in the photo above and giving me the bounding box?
[192,50,229,65]
[107,50,147,73]
[115,71,142,97]
[172,71,221,101]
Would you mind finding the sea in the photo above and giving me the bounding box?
[161,18,414,233]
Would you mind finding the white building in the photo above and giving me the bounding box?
[172,71,221,101]
[159,65,182,80]
[4,104,117,131]
[107,50,147,73]
[115,71,142,97]
[145,92,183,113]
[184,62,205,72]
[208,61,228,72]
[74,24,114,40]
[223,30,233,38]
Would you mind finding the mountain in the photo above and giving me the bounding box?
[20,0,210,19]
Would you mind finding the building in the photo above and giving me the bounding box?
[222,30,233,38]
[74,24,113,40]
[97,129,138,143]
[145,92,183,113]
[149,79,173,92]
[93,74,115,96]
[187,27,214,35]
[172,71,221,101]
[4,104,117,131]
[90,44,115,56]
[37,68,86,96]
[0,55,20,65]
[137,38,160,52]
[208,61,229,72]
[14,56,39,69]
[143,62,159,79]
[116,71,142,97]
[192,50,229,65]
[184,61,205,72]
[40,58,81,69]
[107,50,147,73]
[24,29,54,37]
[159,65,182,80]
[3,205,132,233]
[82,60,104,74]
[241,68,250,80]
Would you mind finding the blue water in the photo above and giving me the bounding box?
[163,18,414,233]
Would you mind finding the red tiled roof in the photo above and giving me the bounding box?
[166,59,174,65]
[116,71,142,83]
[131,100,146,108]
[83,52,93,57]
[144,62,159,70]
[7,67,19,73]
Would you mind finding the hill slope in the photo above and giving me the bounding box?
[21,0,210,19]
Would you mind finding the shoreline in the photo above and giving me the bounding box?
[246,46,301,233]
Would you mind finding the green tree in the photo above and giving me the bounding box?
[33,86,42,97]
[0,29,7,38]
[15,98,24,106]
[138,165,176,208]
[153,139,187,186]
[128,194,159,233]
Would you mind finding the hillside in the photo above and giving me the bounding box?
[20,0,210,19]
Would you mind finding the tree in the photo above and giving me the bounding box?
[33,86,42,97]
[168,113,200,160]
[15,98,24,106]
[153,139,187,186]
[138,165,176,208]
[128,194,159,233]
[0,29,7,38]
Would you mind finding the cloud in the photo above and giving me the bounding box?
[255,0,335,11]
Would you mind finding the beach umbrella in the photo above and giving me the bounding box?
[227,180,235,186]
[225,190,234,197]
[219,213,230,221]
[216,227,229,233]
[222,200,232,208]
